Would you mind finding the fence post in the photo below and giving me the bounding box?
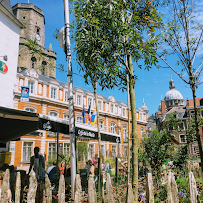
[74,174,82,203]
[189,172,198,203]
[167,172,179,203]
[27,169,37,203]
[58,174,65,203]
[127,183,135,203]
[42,174,52,203]
[106,173,113,203]
[1,169,10,203]
[15,172,21,203]
[88,174,97,203]
[146,173,154,203]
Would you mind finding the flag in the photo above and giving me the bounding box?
[82,104,85,124]
[87,104,91,122]
[91,110,97,125]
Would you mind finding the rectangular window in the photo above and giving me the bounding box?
[77,95,81,105]
[51,87,56,99]
[64,114,69,120]
[180,135,186,143]
[99,120,104,129]
[140,113,142,120]
[123,108,126,117]
[50,112,57,117]
[48,143,56,160]
[76,117,82,123]
[64,143,70,155]
[88,98,92,108]
[179,123,184,130]
[23,142,32,162]
[98,101,102,111]
[123,126,127,142]
[101,145,104,156]
[89,144,94,159]
[124,146,128,157]
[111,104,114,113]
[112,145,116,157]
[65,92,68,102]
[28,81,34,94]
[111,123,115,134]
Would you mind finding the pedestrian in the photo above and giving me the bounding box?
[28,146,45,182]
[92,154,98,164]
[47,160,58,184]
[84,160,92,170]
[59,162,66,175]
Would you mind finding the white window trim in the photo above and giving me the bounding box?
[123,125,127,142]
[111,144,117,157]
[28,80,35,95]
[48,110,59,117]
[110,103,114,114]
[23,105,37,113]
[99,119,104,129]
[88,143,95,159]
[76,116,83,123]
[64,89,68,102]
[98,100,103,111]
[49,84,59,100]
[76,93,83,106]
[110,122,116,134]
[63,112,69,120]
[87,97,93,109]
[21,140,35,163]
[140,113,143,121]
[122,107,126,117]
[179,134,186,143]
[47,142,57,160]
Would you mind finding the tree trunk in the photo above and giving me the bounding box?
[128,54,138,202]
[93,82,104,202]
[191,83,203,174]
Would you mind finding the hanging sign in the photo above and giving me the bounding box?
[21,86,30,101]
[0,61,8,73]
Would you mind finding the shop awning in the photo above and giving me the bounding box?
[0,106,120,143]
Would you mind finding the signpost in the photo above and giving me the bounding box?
[0,61,8,74]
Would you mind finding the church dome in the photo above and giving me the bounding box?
[141,98,148,111]
[164,89,183,101]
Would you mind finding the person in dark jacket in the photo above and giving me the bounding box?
[47,161,58,184]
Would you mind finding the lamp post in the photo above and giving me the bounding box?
[64,0,76,200]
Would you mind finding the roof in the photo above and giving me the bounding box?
[166,106,187,119]
[0,0,25,28]
[186,98,203,107]
[164,89,183,101]
[18,69,145,110]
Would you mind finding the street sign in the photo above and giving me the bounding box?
[0,61,8,74]
[21,86,30,101]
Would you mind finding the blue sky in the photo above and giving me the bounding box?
[10,0,203,115]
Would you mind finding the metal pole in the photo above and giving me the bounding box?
[127,74,131,184]
[64,0,76,200]
[56,132,59,182]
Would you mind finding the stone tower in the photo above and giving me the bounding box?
[12,3,56,78]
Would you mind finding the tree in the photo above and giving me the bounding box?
[158,0,203,173]
[71,0,162,201]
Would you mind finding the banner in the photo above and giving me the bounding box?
[21,86,30,101]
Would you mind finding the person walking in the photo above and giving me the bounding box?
[28,147,45,182]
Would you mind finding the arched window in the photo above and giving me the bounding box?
[31,57,36,69]
[25,108,35,113]
[41,61,47,75]
[110,122,115,134]
[50,112,57,117]
[64,114,69,120]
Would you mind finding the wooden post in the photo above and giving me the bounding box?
[58,174,65,203]
[15,172,21,203]
[74,174,82,203]
[167,172,179,203]
[146,173,154,203]
[189,172,197,203]
[1,169,10,203]
[106,173,113,203]
[27,169,37,203]
[43,174,52,203]
[127,183,135,203]
[88,174,97,203]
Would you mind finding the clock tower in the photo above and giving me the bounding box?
[12,3,56,78]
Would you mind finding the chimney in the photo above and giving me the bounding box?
[161,100,166,115]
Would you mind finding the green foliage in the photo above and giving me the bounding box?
[77,142,89,160]
[46,153,70,168]
[154,183,167,203]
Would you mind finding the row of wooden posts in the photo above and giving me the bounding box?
[0,169,201,203]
